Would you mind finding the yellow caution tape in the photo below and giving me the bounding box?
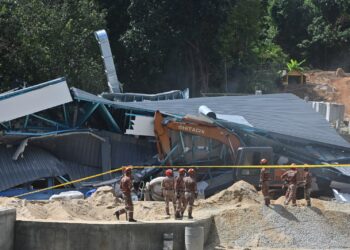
[13,163,350,198]
[14,167,124,198]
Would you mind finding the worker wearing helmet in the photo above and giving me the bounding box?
[161,169,176,216]
[184,168,198,219]
[114,166,137,222]
[259,158,270,206]
[175,168,186,219]
[281,163,298,206]
[303,167,312,206]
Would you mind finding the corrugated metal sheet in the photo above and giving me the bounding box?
[0,145,102,191]
[335,167,350,176]
[31,133,103,167]
[72,90,349,149]
[0,131,157,191]
[96,131,157,167]
[0,146,65,191]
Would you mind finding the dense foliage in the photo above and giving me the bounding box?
[1,0,350,95]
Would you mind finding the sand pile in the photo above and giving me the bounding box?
[204,180,262,205]
[88,186,119,208]
[0,186,123,221]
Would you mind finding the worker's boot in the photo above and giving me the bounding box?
[188,208,193,219]
[114,210,120,220]
[166,207,170,216]
[307,200,311,207]
[265,198,270,206]
[175,211,181,220]
[128,212,137,222]
[181,208,185,218]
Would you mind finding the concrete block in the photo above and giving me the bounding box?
[15,218,212,250]
[311,101,345,123]
[0,207,16,250]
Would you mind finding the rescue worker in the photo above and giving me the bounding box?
[259,158,270,206]
[175,168,186,219]
[184,168,198,219]
[114,166,137,222]
[161,169,176,216]
[303,167,312,206]
[281,164,298,206]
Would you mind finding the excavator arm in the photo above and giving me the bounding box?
[154,111,241,163]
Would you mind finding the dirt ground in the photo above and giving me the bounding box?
[301,70,350,119]
[1,181,350,249]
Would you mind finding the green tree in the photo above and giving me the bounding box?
[121,0,233,95]
[0,0,107,93]
[219,0,286,93]
[219,0,261,66]
[300,0,350,68]
[268,0,313,60]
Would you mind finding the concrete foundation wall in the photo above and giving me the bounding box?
[0,208,16,250]
[15,218,212,250]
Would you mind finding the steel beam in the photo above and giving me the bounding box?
[76,103,100,127]
[31,114,68,129]
[63,104,69,126]
[98,104,121,133]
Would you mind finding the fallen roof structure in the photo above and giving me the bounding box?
[1,79,350,198]
[0,78,72,124]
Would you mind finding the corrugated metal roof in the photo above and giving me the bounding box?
[31,133,104,167]
[0,146,65,191]
[0,131,157,190]
[96,131,157,167]
[72,90,349,149]
[0,145,102,192]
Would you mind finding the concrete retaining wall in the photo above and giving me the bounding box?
[0,207,16,250]
[15,218,212,250]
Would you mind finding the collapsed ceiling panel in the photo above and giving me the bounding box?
[0,78,72,123]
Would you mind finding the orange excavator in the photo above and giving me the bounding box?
[154,110,241,164]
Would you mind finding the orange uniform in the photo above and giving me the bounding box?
[175,175,186,219]
[115,170,136,222]
[260,168,270,206]
[303,170,312,206]
[184,175,197,219]
[281,169,298,206]
[161,176,176,215]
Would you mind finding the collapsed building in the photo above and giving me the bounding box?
[0,30,350,200]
